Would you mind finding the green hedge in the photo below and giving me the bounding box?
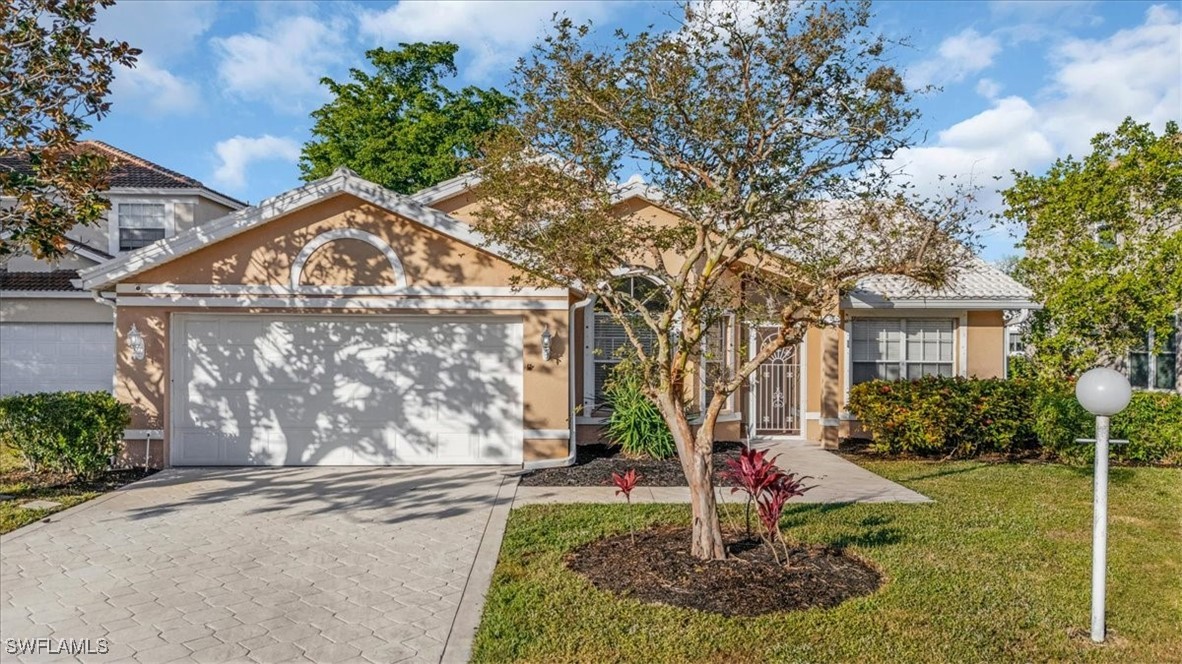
[847,376,1181,465]
[0,391,130,478]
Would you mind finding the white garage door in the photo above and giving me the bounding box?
[0,323,114,395]
[172,314,524,466]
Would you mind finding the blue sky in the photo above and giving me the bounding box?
[86,0,1180,260]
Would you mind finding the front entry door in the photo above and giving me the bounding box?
[752,327,801,436]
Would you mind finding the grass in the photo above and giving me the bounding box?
[473,460,1182,663]
[0,444,130,535]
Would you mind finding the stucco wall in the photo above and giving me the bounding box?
[967,310,1006,378]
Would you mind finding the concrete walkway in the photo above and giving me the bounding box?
[514,440,929,506]
[0,466,516,664]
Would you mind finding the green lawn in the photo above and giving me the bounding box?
[473,460,1182,663]
[0,444,111,534]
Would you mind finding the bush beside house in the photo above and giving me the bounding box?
[0,391,130,478]
[848,377,1181,465]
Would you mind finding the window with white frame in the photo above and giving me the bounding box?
[700,315,735,411]
[117,203,167,251]
[851,318,955,384]
[589,277,664,408]
[1129,327,1177,391]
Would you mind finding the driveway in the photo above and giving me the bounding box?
[0,466,516,663]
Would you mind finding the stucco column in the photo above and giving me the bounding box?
[819,302,842,450]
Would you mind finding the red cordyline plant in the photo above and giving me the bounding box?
[721,448,780,537]
[612,469,640,545]
[722,448,813,565]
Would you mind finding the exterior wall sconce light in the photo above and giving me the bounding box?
[540,325,553,361]
[127,323,145,361]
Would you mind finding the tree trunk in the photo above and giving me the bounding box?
[686,440,726,559]
[656,391,727,561]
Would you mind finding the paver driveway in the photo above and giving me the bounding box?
[0,466,514,663]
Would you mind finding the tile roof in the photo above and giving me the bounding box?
[0,141,246,205]
[849,257,1036,304]
[0,270,82,292]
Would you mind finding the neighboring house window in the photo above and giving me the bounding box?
[851,318,954,384]
[1129,328,1178,391]
[118,203,167,250]
[700,315,735,411]
[590,277,664,407]
[1007,327,1027,356]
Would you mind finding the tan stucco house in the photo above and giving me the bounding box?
[74,167,1038,469]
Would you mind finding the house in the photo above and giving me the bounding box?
[73,166,1038,468]
[0,142,245,396]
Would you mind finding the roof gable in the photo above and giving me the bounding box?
[78,168,519,290]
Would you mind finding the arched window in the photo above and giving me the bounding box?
[589,276,666,407]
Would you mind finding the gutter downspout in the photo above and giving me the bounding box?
[567,294,595,466]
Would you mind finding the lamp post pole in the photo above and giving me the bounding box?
[1090,414,1110,643]
[1074,367,1131,645]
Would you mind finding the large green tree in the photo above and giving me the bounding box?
[473,0,976,559]
[1002,119,1182,379]
[300,42,514,194]
[0,0,139,259]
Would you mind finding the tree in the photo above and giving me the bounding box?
[472,0,975,559]
[0,0,139,259]
[1002,119,1182,379]
[300,42,515,194]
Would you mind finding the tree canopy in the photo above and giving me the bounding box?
[473,0,976,559]
[1003,118,1182,378]
[0,0,139,259]
[299,42,515,194]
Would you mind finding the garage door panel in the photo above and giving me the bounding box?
[173,315,523,466]
[0,323,115,395]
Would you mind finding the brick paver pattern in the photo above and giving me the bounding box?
[0,466,507,663]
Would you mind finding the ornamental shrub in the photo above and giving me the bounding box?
[603,360,676,459]
[847,376,1038,457]
[1032,384,1182,465]
[849,376,1181,464]
[0,391,129,478]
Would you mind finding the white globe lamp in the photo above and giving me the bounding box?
[1075,367,1132,417]
[1074,366,1131,644]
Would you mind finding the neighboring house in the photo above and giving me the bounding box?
[76,167,1038,469]
[0,141,245,395]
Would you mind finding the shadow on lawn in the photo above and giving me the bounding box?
[779,503,905,549]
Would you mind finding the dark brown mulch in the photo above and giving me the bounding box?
[566,525,883,616]
[518,441,745,487]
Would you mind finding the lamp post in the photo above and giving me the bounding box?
[1074,367,1132,644]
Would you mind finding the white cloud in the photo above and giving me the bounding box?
[886,6,1180,257]
[94,1,216,116]
[975,78,1002,99]
[357,1,612,80]
[212,135,301,191]
[212,15,348,111]
[111,57,201,115]
[908,29,1002,88]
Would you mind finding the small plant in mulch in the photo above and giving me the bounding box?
[721,447,813,565]
[611,468,640,545]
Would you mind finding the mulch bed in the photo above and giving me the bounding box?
[567,525,883,616]
[518,441,745,487]
[1,467,156,499]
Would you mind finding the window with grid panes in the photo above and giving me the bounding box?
[851,319,954,384]
[590,277,665,406]
[117,203,167,250]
